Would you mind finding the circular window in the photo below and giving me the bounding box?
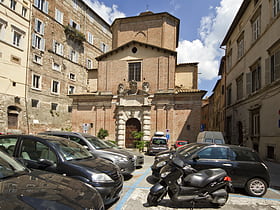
[132,47,138,53]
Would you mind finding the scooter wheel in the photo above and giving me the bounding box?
[210,193,228,207]
[147,193,161,206]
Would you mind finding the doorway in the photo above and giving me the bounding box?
[125,118,141,148]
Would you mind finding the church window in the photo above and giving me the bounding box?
[128,62,141,81]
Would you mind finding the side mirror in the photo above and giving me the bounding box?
[38,159,55,167]
[83,145,90,150]
[192,154,199,161]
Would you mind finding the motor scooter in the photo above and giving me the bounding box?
[147,157,233,208]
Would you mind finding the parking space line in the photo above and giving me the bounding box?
[115,168,151,210]
[269,188,280,195]
[230,194,280,202]
[123,186,150,190]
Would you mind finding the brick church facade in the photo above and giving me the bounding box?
[70,11,206,147]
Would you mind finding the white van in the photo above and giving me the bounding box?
[197,131,225,144]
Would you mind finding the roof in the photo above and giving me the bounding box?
[221,0,250,46]
[81,0,111,28]
[96,40,177,61]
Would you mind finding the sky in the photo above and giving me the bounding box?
[83,0,243,96]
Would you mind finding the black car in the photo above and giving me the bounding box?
[40,131,136,175]
[0,150,104,209]
[151,143,270,197]
[0,135,123,205]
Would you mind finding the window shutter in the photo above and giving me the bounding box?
[34,0,39,7]
[61,12,64,24]
[40,38,45,51]
[77,24,80,31]
[35,19,38,32]
[41,22,45,35]
[257,65,261,90]
[265,58,271,85]
[55,8,58,20]
[52,40,56,52]
[70,19,73,27]
[60,44,64,56]
[275,50,280,80]
[246,72,252,95]
[43,1,49,14]
[32,33,36,47]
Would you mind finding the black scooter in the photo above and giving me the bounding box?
[147,157,233,208]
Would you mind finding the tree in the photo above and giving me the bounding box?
[97,128,108,139]
[132,131,145,152]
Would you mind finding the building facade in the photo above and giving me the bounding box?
[221,0,280,161]
[201,56,226,135]
[0,0,31,134]
[26,0,112,133]
[70,12,206,148]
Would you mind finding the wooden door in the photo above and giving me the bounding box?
[125,118,141,148]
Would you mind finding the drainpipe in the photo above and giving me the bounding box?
[24,1,32,134]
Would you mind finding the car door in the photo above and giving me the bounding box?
[189,146,236,179]
[226,147,264,188]
[17,137,58,173]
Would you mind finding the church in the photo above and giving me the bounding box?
[70,11,206,148]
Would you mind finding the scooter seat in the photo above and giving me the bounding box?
[183,168,227,188]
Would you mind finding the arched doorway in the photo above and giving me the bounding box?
[125,118,141,148]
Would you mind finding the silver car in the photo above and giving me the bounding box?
[103,140,144,168]
[39,131,136,176]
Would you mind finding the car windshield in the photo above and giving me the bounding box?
[152,138,167,145]
[0,151,27,179]
[103,141,118,148]
[177,144,205,158]
[50,140,93,161]
[83,136,111,149]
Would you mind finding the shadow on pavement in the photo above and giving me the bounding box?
[143,198,221,209]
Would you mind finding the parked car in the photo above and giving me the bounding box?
[147,132,169,155]
[103,140,144,168]
[197,131,225,144]
[151,143,270,197]
[174,140,189,149]
[0,134,123,205]
[0,149,105,209]
[39,131,136,175]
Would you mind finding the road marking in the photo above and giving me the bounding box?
[115,168,151,210]
[230,194,280,202]
[269,188,280,195]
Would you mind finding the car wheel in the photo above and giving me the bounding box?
[245,178,267,197]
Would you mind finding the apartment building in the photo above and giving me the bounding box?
[221,0,280,161]
[201,56,226,134]
[26,0,112,133]
[0,0,31,133]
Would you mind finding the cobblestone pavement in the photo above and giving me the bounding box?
[109,154,280,210]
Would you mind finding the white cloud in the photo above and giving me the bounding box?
[169,0,181,12]
[177,0,243,81]
[83,0,126,24]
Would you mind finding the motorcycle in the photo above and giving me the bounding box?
[147,157,233,208]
